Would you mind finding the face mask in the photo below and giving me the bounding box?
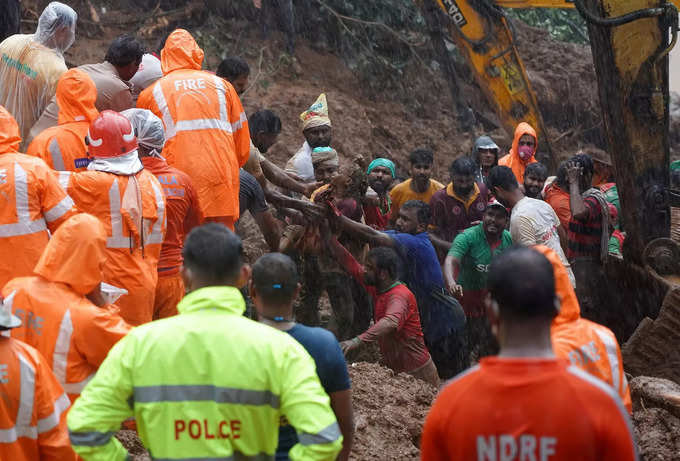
[518,145,534,162]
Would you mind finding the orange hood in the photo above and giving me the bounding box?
[160,29,204,75]
[533,245,580,325]
[34,213,108,296]
[56,68,99,125]
[0,105,21,154]
[500,122,538,183]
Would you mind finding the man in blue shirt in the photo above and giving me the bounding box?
[333,200,467,378]
[251,253,354,461]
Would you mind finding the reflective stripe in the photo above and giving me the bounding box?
[214,75,228,125]
[0,163,47,238]
[52,309,72,387]
[147,179,165,244]
[153,83,176,139]
[567,366,638,459]
[48,138,66,171]
[58,171,72,190]
[133,385,280,408]
[298,422,341,446]
[230,111,247,133]
[37,393,70,434]
[594,327,621,393]
[62,374,95,395]
[0,352,38,442]
[69,430,115,447]
[107,179,130,248]
[175,118,230,132]
[153,454,273,461]
[44,195,74,223]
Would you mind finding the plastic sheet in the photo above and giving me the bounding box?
[121,108,165,151]
[34,2,77,54]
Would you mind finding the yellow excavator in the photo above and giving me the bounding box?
[432,0,680,384]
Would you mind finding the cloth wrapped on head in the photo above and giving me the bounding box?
[300,93,331,131]
[311,146,339,168]
[35,2,78,54]
[121,108,166,152]
[367,158,396,178]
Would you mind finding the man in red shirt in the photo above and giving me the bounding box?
[329,238,439,387]
[123,109,203,319]
[421,246,637,461]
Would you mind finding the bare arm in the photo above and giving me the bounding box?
[443,254,463,298]
[261,158,319,197]
[329,390,354,461]
[566,161,589,221]
[428,233,452,254]
[252,210,281,252]
[334,214,394,247]
[557,224,568,254]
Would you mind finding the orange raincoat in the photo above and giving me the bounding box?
[498,122,538,184]
[0,336,76,461]
[3,213,131,402]
[60,166,165,326]
[535,245,632,412]
[0,106,76,289]
[26,68,98,172]
[137,29,250,224]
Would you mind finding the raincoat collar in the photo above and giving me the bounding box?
[0,106,21,154]
[160,29,204,75]
[88,151,144,176]
[177,286,246,316]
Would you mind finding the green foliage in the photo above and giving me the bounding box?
[504,8,589,44]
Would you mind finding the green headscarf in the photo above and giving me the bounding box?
[366,158,396,178]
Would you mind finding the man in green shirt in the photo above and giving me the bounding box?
[444,200,512,358]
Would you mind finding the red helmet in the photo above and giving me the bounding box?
[86,110,138,158]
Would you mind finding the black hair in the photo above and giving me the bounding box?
[182,223,243,283]
[251,253,299,306]
[487,165,519,191]
[570,153,595,177]
[409,148,434,165]
[367,247,401,280]
[401,200,431,225]
[488,246,556,319]
[216,57,251,81]
[525,162,548,181]
[105,35,146,68]
[248,110,282,137]
[555,161,569,188]
[450,156,477,176]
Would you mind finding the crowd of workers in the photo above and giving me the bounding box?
[1,1,676,459]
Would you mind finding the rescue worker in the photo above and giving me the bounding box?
[0,295,77,461]
[138,29,250,230]
[60,110,166,326]
[26,68,99,171]
[285,93,333,182]
[421,247,636,461]
[498,122,538,184]
[534,245,632,412]
[122,108,203,319]
[68,224,343,460]
[28,35,145,143]
[3,213,131,402]
[0,2,77,148]
[0,105,76,289]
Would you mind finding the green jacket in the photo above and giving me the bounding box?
[67,286,342,460]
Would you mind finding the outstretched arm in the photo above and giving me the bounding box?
[334,214,394,247]
[261,158,319,197]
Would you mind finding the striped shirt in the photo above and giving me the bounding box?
[567,196,603,260]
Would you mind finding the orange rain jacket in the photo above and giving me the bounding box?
[535,245,632,412]
[0,336,76,461]
[26,68,99,172]
[137,29,250,221]
[498,122,538,184]
[3,213,131,402]
[60,167,165,326]
[0,106,76,289]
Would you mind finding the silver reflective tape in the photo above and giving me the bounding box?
[52,309,73,386]
[69,430,114,447]
[15,352,37,439]
[37,393,70,434]
[153,84,176,140]
[175,118,230,133]
[297,421,341,446]
[0,219,47,238]
[147,179,165,245]
[594,327,621,393]
[230,111,247,133]
[213,75,228,124]
[58,171,72,190]
[62,373,95,395]
[107,180,125,248]
[133,385,280,408]
[44,195,74,223]
[48,138,66,171]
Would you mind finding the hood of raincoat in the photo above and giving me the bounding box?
[56,68,99,125]
[510,122,537,162]
[160,29,204,75]
[533,245,580,325]
[0,106,21,154]
[34,213,108,295]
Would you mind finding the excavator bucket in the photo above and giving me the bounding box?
[434,0,555,168]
